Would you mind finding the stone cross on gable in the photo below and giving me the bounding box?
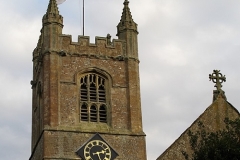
[209,70,226,91]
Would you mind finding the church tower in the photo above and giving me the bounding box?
[29,0,147,159]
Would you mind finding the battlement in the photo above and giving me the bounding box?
[58,34,126,58]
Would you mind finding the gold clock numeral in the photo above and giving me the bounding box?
[85,155,91,160]
[96,140,99,145]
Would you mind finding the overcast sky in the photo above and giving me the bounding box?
[1,0,240,159]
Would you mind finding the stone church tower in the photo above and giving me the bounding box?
[29,0,146,159]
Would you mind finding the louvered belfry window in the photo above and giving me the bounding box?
[80,74,107,123]
[80,103,88,121]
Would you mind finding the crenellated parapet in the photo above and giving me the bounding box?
[53,34,139,62]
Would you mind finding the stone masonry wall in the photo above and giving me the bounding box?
[56,35,135,132]
[59,56,129,131]
[42,131,146,160]
[30,35,146,160]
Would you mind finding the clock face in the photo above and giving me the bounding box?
[84,140,111,160]
[76,133,118,160]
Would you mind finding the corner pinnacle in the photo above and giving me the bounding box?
[43,0,63,26]
[124,0,129,5]
[46,0,60,15]
[117,0,138,36]
[121,0,134,23]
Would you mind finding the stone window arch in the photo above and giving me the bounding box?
[79,73,108,123]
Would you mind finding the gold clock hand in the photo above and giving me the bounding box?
[93,152,101,160]
[93,150,106,160]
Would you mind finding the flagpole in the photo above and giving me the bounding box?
[83,0,85,36]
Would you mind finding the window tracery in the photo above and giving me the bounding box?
[79,73,108,123]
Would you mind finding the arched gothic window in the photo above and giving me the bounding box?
[80,73,108,123]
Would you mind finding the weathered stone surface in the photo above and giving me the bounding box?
[30,0,146,160]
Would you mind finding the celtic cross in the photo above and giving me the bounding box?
[209,70,226,91]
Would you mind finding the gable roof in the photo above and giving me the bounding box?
[157,96,240,160]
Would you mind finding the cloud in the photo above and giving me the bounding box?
[1,0,240,160]
[0,69,31,159]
